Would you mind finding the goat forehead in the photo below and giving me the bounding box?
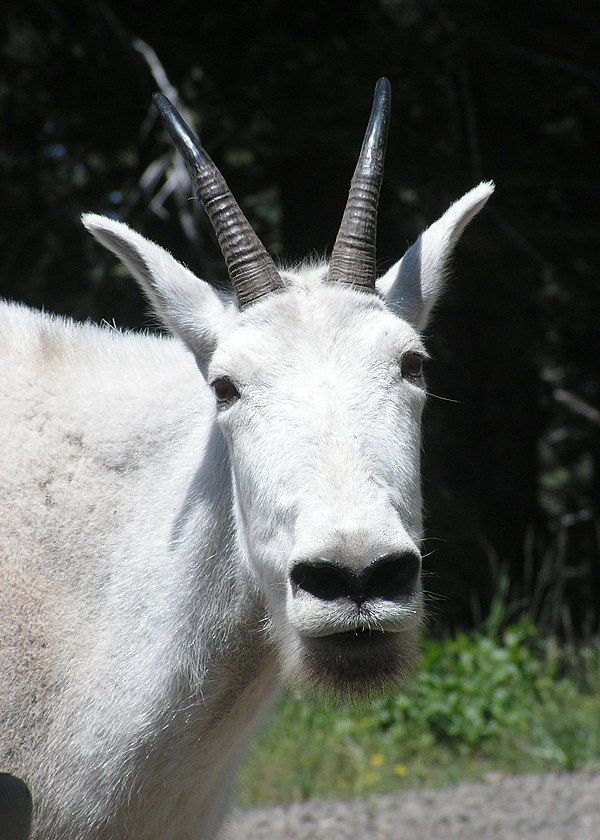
[212,284,422,378]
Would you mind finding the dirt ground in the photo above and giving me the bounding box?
[223,770,600,839]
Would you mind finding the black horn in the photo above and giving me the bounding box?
[153,93,283,310]
[327,78,391,292]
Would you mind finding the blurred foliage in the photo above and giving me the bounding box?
[1,0,598,631]
[372,619,550,746]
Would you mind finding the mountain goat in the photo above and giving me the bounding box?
[0,79,493,839]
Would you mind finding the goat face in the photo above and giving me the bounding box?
[209,277,426,695]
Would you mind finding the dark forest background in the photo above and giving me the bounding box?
[1,0,598,635]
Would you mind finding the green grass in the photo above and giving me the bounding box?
[238,619,600,808]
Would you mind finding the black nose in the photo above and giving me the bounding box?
[290,552,420,606]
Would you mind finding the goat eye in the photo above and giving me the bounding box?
[210,376,240,407]
[401,351,424,381]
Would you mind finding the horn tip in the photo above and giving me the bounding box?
[152,92,176,120]
[375,77,391,97]
[152,92,205,176]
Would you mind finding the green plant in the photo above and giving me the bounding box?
[371,618,554,747]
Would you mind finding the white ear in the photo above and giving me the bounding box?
[83,214,236,369]
[376,181,494,330]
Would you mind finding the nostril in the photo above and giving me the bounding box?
[290,562,352,601]
[363,552,421,601]
[290,554,420,605]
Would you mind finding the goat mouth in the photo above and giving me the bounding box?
[297,627,418,699]
[321,629,390,645]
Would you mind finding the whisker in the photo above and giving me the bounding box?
[425,390,464,404]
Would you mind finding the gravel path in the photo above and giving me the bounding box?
[222,771,600,839]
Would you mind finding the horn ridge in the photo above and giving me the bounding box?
[328,77,391,292]
[153,92,282,310]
